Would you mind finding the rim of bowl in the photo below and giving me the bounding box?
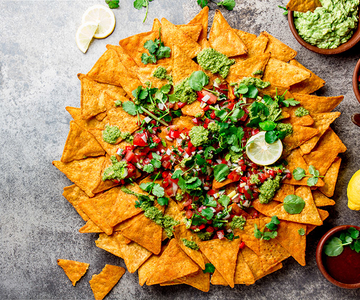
[288,11,360,55]
[316,225,360,289]
[352,59,360,104]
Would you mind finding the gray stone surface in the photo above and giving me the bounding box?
[1,0,360,299]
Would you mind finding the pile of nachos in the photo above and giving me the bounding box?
[53,7,347,294]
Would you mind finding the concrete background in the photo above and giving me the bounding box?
[1,0,360,299]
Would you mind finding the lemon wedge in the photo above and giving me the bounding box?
[347,170,360,210]
[76,22,98,53]
[82,5,116,39]
[246,131,283,166]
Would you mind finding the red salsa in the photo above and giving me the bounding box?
[324,246,360,284]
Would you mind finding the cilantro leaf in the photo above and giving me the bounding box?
[141,53,157,64]
[243,85,258,98]
[197,0,209,8]
[218,195,230,208]
[307,176,319,187]
[151,159,162,169]
[105,0,119,9]
[293,167,306,180]
[140,182,154,192]
[134,0,146,9]
[283,195,305,214]
[143,164,155,173]
[298,228,306,236]
[191,214,207,226]
[203,263,215,273]
[157,197,169,206]
[152,183,165,197]
[217,0,236,11]
[281,98,300,107]
[188,71,209,92]
[213,164,230,182]
[144,39,158,54]
[156,45,171,60]
[201,207,214,220]
[171,170,183,179]
[348,227,360,239]
[122,101,138,116]
[185,177,202,189]
[203,195,217,207]
[278,5,288,15]
[259,120,277,131]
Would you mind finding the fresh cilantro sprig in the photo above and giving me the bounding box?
[197,0,236,11]
[292,165,323,186]
[254,216,280,240]
[134,0,154,22]
[278,5,288,15]
[141,28,171,64]
[324,227,360,257]
[105,0,119,9]
[203,263,215,273]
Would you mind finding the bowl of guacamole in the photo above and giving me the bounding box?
[288,0,360,54]
[353,59,360,104]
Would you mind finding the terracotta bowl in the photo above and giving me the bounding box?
[316,225,360,289]
[288,11,360,55]
[353,59,360,104]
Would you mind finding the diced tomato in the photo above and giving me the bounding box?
[241,165,247,171]
[125,150,135,163]
[143,158,151,165]
[207,189,216,196]
[217,230,225,240]
[204,118,211,124]
[251,128,260,136]
[198,224,206,230]
[206,226,214,233]
[244,189,252,200]
[203,105,210,111]
[151,134,161,144]
[227,102,235,110]
[214,202,223,213]
[165,183,178,197]
[169,130,180,139]
[177,102,186,108]
[269,169,276,177]
[133,132,148,146]
[127,163,136,176]
[228,170,241,182]
[125,145,134,151]
[286,173,292,179]
[210,111,216,119]
[183,198,192,207]
[186,210,194,219]
[239,241,246,249]
[240,113,248,122]
[192,117,200,125]
[198,90,218,104]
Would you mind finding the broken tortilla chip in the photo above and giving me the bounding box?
[177,267,210,292]
[62,185,90,221]
[263,58,311,87]
[312,190,335,207]
[287,0,322,12]
[89,264,125,300]
[209,10,247,57]
[146,239,199,285]
[57,259,89,286]
[289,60,325,94]
[188,6,209,46]
[319,157,342,197]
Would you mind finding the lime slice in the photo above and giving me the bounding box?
[246,131,283,166]
[82,5,116,39]
[75,22,98,53]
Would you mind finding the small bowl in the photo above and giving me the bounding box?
[352,59,360,104]
[316,225,360,289]
[288,11,360,55]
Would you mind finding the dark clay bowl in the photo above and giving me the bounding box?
[353,59,360,104]
[288,10,360,55]
[316,225,360,289]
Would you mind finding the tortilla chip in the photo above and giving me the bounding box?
[152,18,161,31]
[188,6,209,46]
[181,100,204,118]
[275,220,306,266]
[78,187,121,235]
[258,85,291,99]
[212,178,233,190]
[281,106,314,126]
[177,267,210,292]
[57,259,89,286]
[177,23,202,41]
[289,60,325,94]
[165,199,185,223]
[61,121,105,163]
[283,125,319,152]
[107,183,144,227]
[252,186,323,225]
[119,31,158,67]
[287,0,322,12]
[161,18,201,59]
[121,206,164,254]
[211,251,255,286]
[96,233,152,273]
[233,29,257,48]
[87,49,142,97]
[283,149,324,187]
[146,239,199,285]
[62,185,90,221]
[227,53,271,84]
[303,129,347,176]
[237,218,261,255]
[292,93,344,114]
[299,112,341,154]
[89,264,125,300]
[307,209,329,234]
[172,115,196,131]
[138,245,166,286]
[209,10,247,57]
[273,184,295,202]
[312,190,335,207]
[53,156,105,198]
[199,237,241,287]
[66,107,105,131]
[173,44,201,85]
[319,157,342,197]
[174,225,205,269]
[261,32,297,62]
[263,58,311,87]
[136,64,171,89]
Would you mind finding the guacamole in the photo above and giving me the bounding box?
[189,126,209,147]
[114,100,122,107]
[181,238,199,250]
[197,48,235,78]
[239,77,270,89]
[208,121,220,132]
[250,174,261,185]
[230,215,246,230]
[259,174,282,204]
[153,66,173,83]
[174,78,197,104]
[102,125,133,144]
[276,123,293,136]
[102,156,128,181]
[196,231,213,241]
[294,0,359,49]
[295,106,310,117]
[143,206,179,238]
